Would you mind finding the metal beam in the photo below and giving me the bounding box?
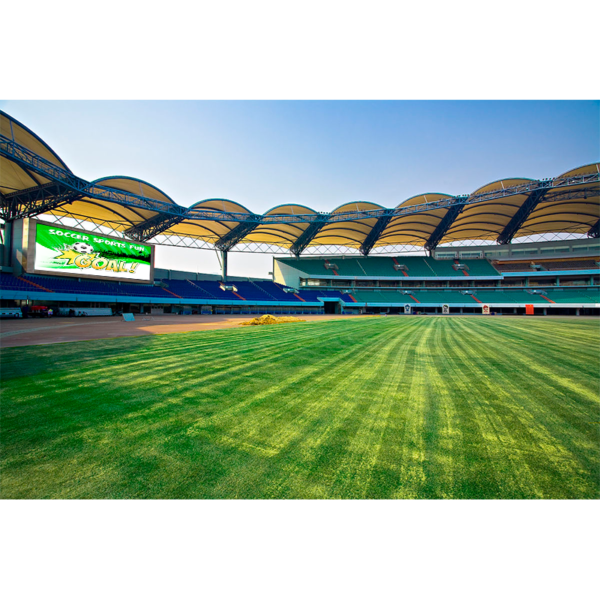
[1,182,81,221]
[124,213,186,241]
[289,218,330,256]
[588,219,600,238]
[497,186,598,244]
[1,132,599,227]
[0,134,188,219]
[359,215,393,255]
[423,198,467,251]
[536,188,599,204]
[496,183,551,245]
[214,220,262,251]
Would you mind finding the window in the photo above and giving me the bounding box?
[540,247,569,255]
[436,252,458,260]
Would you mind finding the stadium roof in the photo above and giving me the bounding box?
[1,110,599,254]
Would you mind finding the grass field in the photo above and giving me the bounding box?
[1,316,598,499]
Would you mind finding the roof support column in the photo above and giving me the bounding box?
[359,215,393,255]
[215,220,262,252]
[423,198,466,252]
[290,217,330,257]
[496,184,551,245]
[221,250,228,282]
[124,212,187,242]
[2,220,12,267]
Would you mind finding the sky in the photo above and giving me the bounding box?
[1,100,598,277]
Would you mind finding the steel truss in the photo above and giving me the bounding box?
[1,132,598,255]
[424,200,467,252]
[2,183,83,221]
[439,230,591,248]
[215,221,263,251]
[496,185,550,244]
[360,215,393,255]
[36,213,130,238]
[124,213,186,241]
[38,210,593,256]
[2,133,598,226]
[290,218,331,256]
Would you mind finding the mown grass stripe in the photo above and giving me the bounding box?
[448,318,599,498]
[208,320,427,498]
[1,316,598,499]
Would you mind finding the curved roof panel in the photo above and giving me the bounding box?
[46,175,175,232]
[440,178,534,244]
[468,178,535,196]
[93,176,176,205]
[1,110,598,252]
[331,201,385,214]
[556,163,600,179]
[163,198,253,245]
[375,193,452,247]
[264,203,317,216]
[189,198,251,214]
[0,111,69,171]
[242,204,319,248]
[160,219,234,242]
[0,111,71,195]
[307,201,384,248]
[515,164,600,238]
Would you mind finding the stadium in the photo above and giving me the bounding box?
[1,109,599,499]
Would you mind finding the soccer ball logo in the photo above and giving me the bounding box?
[72,242,95,254]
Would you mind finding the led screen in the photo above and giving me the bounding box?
[32,222,153,282]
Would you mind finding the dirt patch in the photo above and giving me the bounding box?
[0,314,363,348]
[240,314,306,326]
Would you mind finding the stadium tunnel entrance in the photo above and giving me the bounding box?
[322,299,343,314]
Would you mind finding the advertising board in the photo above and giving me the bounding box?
[28,220,154,283]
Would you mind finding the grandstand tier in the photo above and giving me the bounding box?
[2,230,599,316]
[2,264,598,317]
[276,256,502,279]
[494,258,600,273]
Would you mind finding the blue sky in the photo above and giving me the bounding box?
[1,100,598,276]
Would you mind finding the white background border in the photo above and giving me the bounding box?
[2,2,598,599]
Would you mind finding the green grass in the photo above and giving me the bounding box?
[1,316,599,499]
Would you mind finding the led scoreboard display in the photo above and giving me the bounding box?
[29,220,154,283]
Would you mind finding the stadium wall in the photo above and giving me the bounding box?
[2,228,599,316]
[9,218,28,276]
[433,237,600,261]
[273,258,303,289]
